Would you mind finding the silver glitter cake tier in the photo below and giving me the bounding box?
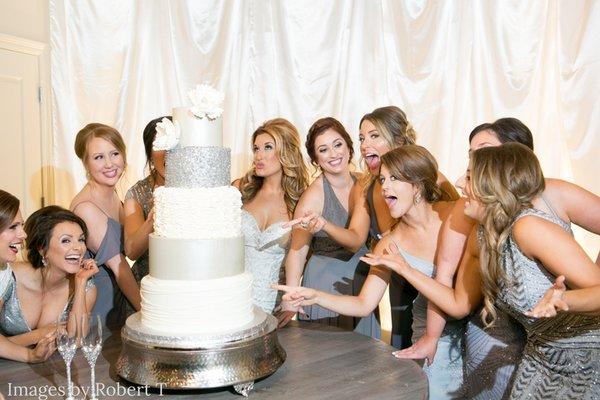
[116,309,286,390]
[122,309,267,349]
[165,146,231,188]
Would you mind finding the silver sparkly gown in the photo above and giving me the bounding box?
[497,208,600,399]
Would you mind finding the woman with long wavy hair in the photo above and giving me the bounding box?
[359,143,600,399]
[233,118,308,314]
[276,145,465,398]
[280,106,458,348]
[399,118,600,399]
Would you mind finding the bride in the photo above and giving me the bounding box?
[233,118,308,313]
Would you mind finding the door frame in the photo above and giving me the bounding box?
[0,33,54,207]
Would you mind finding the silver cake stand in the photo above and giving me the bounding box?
[116,307,286,396]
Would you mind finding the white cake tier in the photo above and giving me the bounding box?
[154,186,242,239]
[173,107,222,148]
[140,272,254,334]
[149,235,244,280]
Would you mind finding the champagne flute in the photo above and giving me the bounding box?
[80,313,102,400]
[56,316,77,400]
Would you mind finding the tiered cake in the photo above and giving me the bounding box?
[140,106,254,335]
[117,85,285,392]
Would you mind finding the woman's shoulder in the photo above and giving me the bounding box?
[10,262,36,287]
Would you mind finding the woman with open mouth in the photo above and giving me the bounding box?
[279,106,459,350]
[281,117,380,338]
[233,118,309,315]
[275,145,466,399]
[71,123,141,327]
[0,199,98,362]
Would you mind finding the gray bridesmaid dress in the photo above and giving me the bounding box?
[300,175,381,339]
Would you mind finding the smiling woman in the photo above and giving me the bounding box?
[70,123,141,327]
[0,205,98,361]
[281,117,380,339]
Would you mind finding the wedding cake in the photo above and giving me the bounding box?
[139,84,254,335]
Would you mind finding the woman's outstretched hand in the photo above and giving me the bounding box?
[525,275,568,318]
[392,334,438,366]
[284,211,327,234]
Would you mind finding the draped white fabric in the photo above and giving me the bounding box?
[50,0,600,254]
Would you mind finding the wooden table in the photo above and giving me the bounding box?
[0,321,428,399]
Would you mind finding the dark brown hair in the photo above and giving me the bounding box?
[25,206,88,269]
[469,118,534,151]
[380,145,447,203]
[0,190,20,232]
[305,117,354,167]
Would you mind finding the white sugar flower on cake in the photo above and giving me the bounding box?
[188,84,224,120]
[153,118,181,150]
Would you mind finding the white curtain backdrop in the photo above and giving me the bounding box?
[50,0,600,255]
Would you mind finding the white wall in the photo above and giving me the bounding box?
[0,0,49,43]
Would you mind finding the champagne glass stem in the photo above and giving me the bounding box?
[90,363,97,400]
[66,361,74,400]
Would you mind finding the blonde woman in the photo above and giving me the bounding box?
[276,146,465,398]
[285,106,458,348]
[362,143,600,399]
[404,118,600,399]
[71,123,141,327]
[233,118,308,314]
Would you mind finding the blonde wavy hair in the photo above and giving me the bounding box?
[470,143,545,327]
[239,118,309,216]
[359,106,417,190]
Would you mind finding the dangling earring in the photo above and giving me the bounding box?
[42,256,48,267]
[413,193,422,205]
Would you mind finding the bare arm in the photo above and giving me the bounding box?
[73,202,141,311]
[67,259,99,335]
[513,216,600,291]
[292,182,370,253]
[545,178,600,236]
[0,332,55,363]
[277,237,394,317]
[123,197,154,261]
[362,228,482,319]
[284,185,322,287]
[420,199,476,357]
[559,286,600,315]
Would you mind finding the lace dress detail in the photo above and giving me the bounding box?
[497,208,600,399]
[241,210,290,313]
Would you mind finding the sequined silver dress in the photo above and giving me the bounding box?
[0,270,95,336]
[497,208,600,399]
[124,176,154,284]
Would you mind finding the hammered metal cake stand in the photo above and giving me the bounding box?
[116,307,286,396]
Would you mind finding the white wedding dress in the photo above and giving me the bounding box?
[241,210,291,313]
